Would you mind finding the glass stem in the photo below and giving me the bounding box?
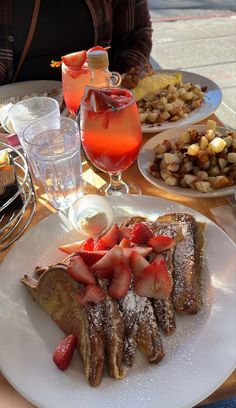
[107,172,128,195]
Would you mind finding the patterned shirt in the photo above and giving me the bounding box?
[0,0,152,84]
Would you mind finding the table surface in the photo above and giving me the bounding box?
[0,114,235,408]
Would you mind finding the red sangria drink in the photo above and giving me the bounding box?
[80,86,142,195]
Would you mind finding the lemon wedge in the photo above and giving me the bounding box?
[132,72,182,101]
[0,149,10,169]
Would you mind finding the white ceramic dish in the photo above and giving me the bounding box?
[0,195,235,408]
[138,125,235,198]
[0,80,62,133]
[141,70,222,133]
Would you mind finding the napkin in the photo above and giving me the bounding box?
[210,205,236,244]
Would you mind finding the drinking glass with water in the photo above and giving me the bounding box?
[22,117,84,210]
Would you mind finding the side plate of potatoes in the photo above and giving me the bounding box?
[138,120,236,197]
[140,70,222,133]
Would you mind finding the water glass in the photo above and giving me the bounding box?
[22,117,84,210]
[8,97,60,143]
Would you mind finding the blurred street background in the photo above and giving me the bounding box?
[148,1,236,129]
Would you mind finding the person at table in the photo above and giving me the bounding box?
[0,0,152,85]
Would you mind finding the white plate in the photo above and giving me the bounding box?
[138,125,235,198]
[0,80,62,133]
[0,195,235,408]
[141,70,222,133]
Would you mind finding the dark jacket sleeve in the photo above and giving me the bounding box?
[109,0,153,73]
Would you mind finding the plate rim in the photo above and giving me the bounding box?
[0,195,235,408]
[138,124,236,198]
[140,69,222,133]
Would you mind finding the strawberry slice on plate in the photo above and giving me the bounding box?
[134,256,173,299]
[148,236,175,253]
[81,237,95,251]
[75,250,107,266]
[76,284,106,305]
[67,255,96,285]
[62,50,86,67]
[108,262,131,299]
[59,240,84,254]
[119,237,132,248]
[129,251,149,278]
[53,334,77,371]
[120,226,132,240]
[91,245,123,270]
[123,246,153,259]
[130,223,154,245]
[99,223,121,249]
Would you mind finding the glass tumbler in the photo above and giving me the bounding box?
[8,97,60,143]
[23,117,84,210]
[8,97,60,178]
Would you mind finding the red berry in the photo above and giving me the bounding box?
[148,236,175,253]
[67,256,96,285]
[108,262,131,299]
[53,334,77,371]
[76,284,106,304]
[130,223,154,245]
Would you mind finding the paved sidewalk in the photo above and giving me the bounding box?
[150,14,236,129]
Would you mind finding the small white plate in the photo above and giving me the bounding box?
[138,125,235,198]
[141,70,222,133]
[0,80,62,133]
[0,195,235,408]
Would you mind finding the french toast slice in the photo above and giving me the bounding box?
[146,221,181,336]
[157,213,205,314]
[121,218,179,336]
[21,265,105,386]
[99,279,127,379]
[135,298,164,364]
[119,286,164,366]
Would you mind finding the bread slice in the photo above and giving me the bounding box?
[21,265,105,386]
[157,213,205,314]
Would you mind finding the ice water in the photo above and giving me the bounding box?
[32,127,83,210]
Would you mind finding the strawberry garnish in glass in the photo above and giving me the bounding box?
[80,86,142,195]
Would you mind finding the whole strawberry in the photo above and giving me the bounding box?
[53,334,77,371]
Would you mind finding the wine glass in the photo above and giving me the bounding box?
[80,86,142,195]
[62,62,90,115]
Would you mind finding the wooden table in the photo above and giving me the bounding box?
[0,115,235,408]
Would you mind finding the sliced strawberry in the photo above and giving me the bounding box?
[99,223,121,249]
[53,334,77,371]
[148,235,175,253]
[95,267,113,279]
[75,250,107,266]
[81,237,95,251]
[67,256,96,285]
[130,223,154,245]
[90,91,120,113]
[129,251,150,278]
[76,284,106,305]
[91,245,123,270]
[87,46,110,55]
[93,239,107,251]
[134,256,173,299]
[62,50,86,67]
[120,226,132,240]
[123,246,153,259]
[59,240,84,254]
[119,237,132,248]
[108,263,131,299]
